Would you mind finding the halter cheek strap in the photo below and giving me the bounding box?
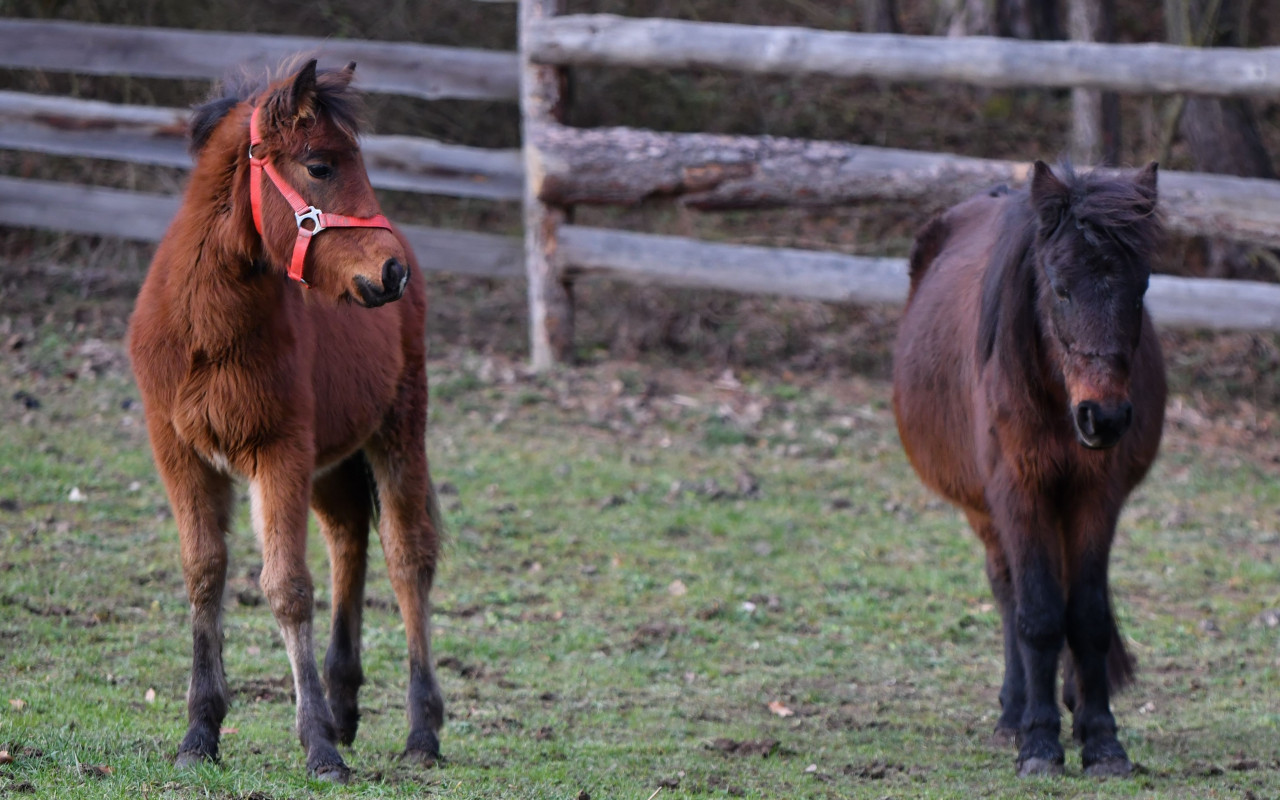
[248,106,393,284]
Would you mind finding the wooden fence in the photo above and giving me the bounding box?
[3,8,1280,370]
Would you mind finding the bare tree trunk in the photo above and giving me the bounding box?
[1169,0,1277,279]
[937,0,997,37]
[1068,0,1120,164]
[998,0,1063,39]
[862,0,902,33]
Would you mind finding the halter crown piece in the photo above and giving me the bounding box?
[248,106,393,284]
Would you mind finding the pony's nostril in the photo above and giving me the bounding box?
[382,258,408,295]
[1075,402,1098,438]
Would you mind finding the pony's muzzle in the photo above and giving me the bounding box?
[353,258,410,307]
[1073,400,1133,449]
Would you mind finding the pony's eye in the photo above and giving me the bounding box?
[306,163,333,180]
[1053,285,1070,303]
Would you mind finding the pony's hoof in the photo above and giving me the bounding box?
[174,750,215,768]
[1017,756,1065,778]
[990,725,1019,748]
[311,763,351,784]
[1084,757,1133,777]
[400,748,443,769]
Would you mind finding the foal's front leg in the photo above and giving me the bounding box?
[251,463,348,782]
[151,431,234,767]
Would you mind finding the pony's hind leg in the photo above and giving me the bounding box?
[967,511,1023,746]
[155,436,234,767]
[252,464,349,782]
[368,437,444,766]
[312,454,374,746]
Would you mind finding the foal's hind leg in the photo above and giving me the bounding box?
[151,431,234,767]
[967,511,1023,746]
[312,454,374,746]
[368,430,444,765]
[1064,504,1133,777]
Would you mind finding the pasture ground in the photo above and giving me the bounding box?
[1,243,1279,799]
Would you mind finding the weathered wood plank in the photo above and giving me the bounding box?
[529,14,1280,97]
[0,176,522,278]
[558,224,1280,331]
[559,224,910,304]
[0,19,520,102]
[531,123,1280,249]
[0,91,524,201]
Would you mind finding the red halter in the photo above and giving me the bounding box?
[248,107,393,284]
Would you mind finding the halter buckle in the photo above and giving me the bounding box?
[295,206,325,236]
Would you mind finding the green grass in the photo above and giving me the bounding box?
[2,326,1279,799]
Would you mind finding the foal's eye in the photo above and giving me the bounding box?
[306,163,333,180]
[1053,285,1070,303]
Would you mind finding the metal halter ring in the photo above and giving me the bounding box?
[294,206,325,236]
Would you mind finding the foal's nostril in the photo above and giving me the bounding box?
[382,258,408,296]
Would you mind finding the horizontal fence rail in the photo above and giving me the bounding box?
[557,225,1280,331]
[3,173,1274,331]
[528,14,1280,97]
[529,122,1280,249]
[0,91,524,201]
[0,176,522,279]
[0,19,520,102]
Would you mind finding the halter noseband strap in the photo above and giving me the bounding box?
[248,106,393,285]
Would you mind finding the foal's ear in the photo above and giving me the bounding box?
[1029,160,1069,231]
[287,59,319,121]
[1134,161,1158,199]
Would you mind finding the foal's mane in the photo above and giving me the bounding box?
[188,59,366,156]
[976,164,1160,366]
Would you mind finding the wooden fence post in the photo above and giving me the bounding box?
[1069,0,1120,165]
[519,0,575,370]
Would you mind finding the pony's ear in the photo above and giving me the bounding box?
[287,59,319,121]
[1029,160,1069,231]
[1134,161,1158,199]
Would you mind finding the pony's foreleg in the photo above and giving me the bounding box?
[312,454,374,746]
[966,510,1023,746]
[369,440,444,766]
[992,481,1067,777]
[252,465,348,782]
[152,432,234,767]
[1064,505,1133,777]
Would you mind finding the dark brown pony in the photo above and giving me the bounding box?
[129,59,443,782]
[892,162,1165,777]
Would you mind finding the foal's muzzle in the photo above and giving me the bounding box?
[1073,400,1133,450]
[353,258,410,308]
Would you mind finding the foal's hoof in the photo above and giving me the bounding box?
[1017,756,1065,778]
[1084,757,1133,777]
[311,762,351,784]
[174,750,215,769]
[400,748,444,769]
